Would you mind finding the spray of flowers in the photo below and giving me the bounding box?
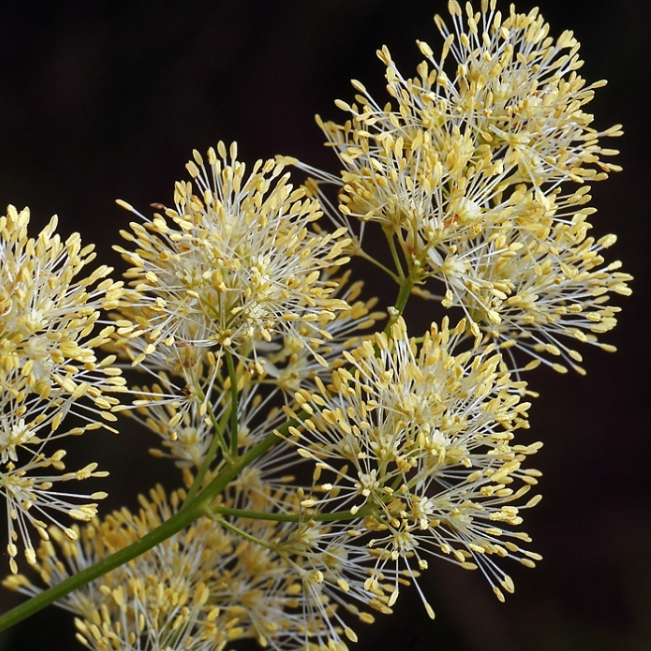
[0,2,631,650]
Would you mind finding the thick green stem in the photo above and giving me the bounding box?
[385,274,416,335]
[394,275,415,317]
[0,420,294,632]
[0,499,202,632]
[194,429,285,507]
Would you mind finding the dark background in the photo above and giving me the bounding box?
[0,1,649,650]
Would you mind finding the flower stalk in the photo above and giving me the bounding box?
[0,422,290,632]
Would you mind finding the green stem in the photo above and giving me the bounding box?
[182,390,229,508]
[0,418,299,632]
[394,275,415,317]
[195,429,285,507]
[385,274,416,335]
[182,430,224,509]
[385,229,406,280]
[210,514,276,550]
[225,350,239,458]
[211,504,375,523]
[356,248,400,283]
[0,498,202,632]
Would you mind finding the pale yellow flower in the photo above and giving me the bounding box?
[430,213,632,373]
[288,317,541,610]
[0,205,125,572]
[317,0,620,249]
[5,483,373,651]
[424,0,621,187]
[5,487,228,651]
[262,270,384,397]
[301,0,631,375]
[113,142,352,375]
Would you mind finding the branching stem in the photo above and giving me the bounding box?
[0,415,302,632]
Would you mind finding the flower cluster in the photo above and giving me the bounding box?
[287,317,541,611]
[113,142,351,371]
[5,483,395,651]
[124,269,384,469]
[302,0,631,372]
[0,2,632,650]
[0,206,125,573]
[6,487,235,651]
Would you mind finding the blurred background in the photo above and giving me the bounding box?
[0,0,648,649]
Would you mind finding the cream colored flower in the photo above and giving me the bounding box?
[262,270,384,397]
[5,487,230,651]
[288,317,541,609]
[304,0,623,320]
[0,205,125,572]
[301,0,631,375]
[429,212,632,373]
[113,142,352,374]
[5,483,374,651]
[425,0,621,187]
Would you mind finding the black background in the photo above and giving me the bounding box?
[0,1,649,650]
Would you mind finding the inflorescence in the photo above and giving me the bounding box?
[0,2,631,650]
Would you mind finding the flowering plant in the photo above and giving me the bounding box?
[0,2,631,650]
